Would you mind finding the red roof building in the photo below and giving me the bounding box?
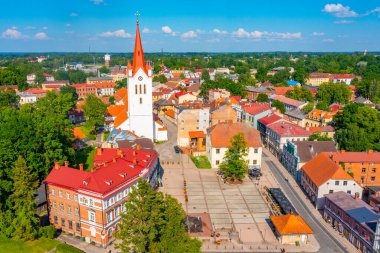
[44,147,161,247]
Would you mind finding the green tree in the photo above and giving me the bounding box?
[316,82,351,105]
[99,66,110,74]
[286,86,314,102]
[201,69,210,82]
[116,78,127,90]
[59,85,78,102]
[82,94,107,133]
[219,133,248,181]
[10,156,39,240]
[116,179,201,253]
[256,93,269,103]
[152,74,168,84]
[316,101,329,111]
[334,103,380,151]
[308,132,333,141]
[272,100,286,114]
[302,102,314,113]
[0,90,19,108]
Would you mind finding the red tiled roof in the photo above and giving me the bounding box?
[45,148,158,196]
[272,95,306,107]
[309,72,332,79]
[242,103,271,116]
[114,109,128,128]
[24,88,46,94]
[333,74,357,79]
[44,84,61,89]
[268,121,311,137]
[209,122,261,148]
[94,81,116,89]
[174,91,193,98]
[273,86,294,96]
[302,152,353,187]
[258,114,283,126]
[309,125,335,133]
[332,151,380,163]
[114,88,127,101]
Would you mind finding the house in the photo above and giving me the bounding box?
[245,86,274,101]
[308,125,335,139]
[153,99,174,116]
[270,214,313,245]
[257,114,283,145]
[301,152,363,209]
[168,91,198,105]
[187,83,201,96]
[210,104,238,127]
[270,95,307,111]
[304,109,335,127]
[177,106,210,148]
[86,76,113,84]
[324,191,380,253]
[284,109,307,127]
[208,89,231,101]
[286,80,300,87]
[164,109,175,124]
[281,141,337,182]
[241,103,272,128]
[42,80,69,89]
[273,86,294,96]
[95,82,116,97]
[17,92,37,104]
[26,73,36,84]
[105,129,138,148]
[353,97,376,108]
[68,109,85,125]
[24,88,47,100]
[43,73,55,82]
[306,73,333,87]
[44,147,161,247]
[206,122,262,168]
[332,74,361,85]
[71,82,116,99]
[330,150,380,187]
[154,119,168,142]
[266,121,311,158]
[71,83,97,99]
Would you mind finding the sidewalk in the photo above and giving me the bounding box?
[57,234,119,253]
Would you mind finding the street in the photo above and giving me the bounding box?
[263,150,353,253]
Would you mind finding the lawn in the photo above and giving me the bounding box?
[79,125,96,140]
[190,155,211,169]
[75,146,96,171]
[0,238,84,253]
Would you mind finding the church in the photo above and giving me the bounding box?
[107,19,167,142]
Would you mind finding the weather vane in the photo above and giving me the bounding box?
[135,11,140,24]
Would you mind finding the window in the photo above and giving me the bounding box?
[343,181,347,186]
[180,128,184,131]
[216,149,220,154]
[76,223,81,232]
[372,168,377,173]
[60,204,64,212]
[68,220,73,229]
[144,84,146,94]
[75,208,79,216]
[66,193,70,200]
[89,211,95,222]
[329,190,334,194]
[51,189,55,196]
[115,206,120,217]
[68,206,72,215]
[253,160,257,164]
[254,148,258,153]
[89,199,93,207]
[74,195,77,201]
[54,216,58,224]
[216,160,220,165]
[52,202,57,210]
[371,177,376,182]
[61,218,65,227]
[135,85,138,94]
[139,84,142,94]
[108,228,113,237]
[59,190,62,197]
[335,181,340,186]
[347,190,351,194]
[362,168,366,173]
[361,176,365,183]
[107,211,113,223]
[139,97,142,104]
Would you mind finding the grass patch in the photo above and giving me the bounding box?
[154,141,166,145]
[0,238,84,253]
[79,125,95,140]
[103,131,111,142]
[190,155,211,169]
[75,146,95,171]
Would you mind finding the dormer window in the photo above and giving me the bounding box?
[83,181,88,186]
[105,180,113,185]
[119,173,127,178]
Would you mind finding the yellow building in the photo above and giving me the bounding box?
[304,109,335,127]
[306,73,332,87]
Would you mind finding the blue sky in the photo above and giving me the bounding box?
[0,0,379,52]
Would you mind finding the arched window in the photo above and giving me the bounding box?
[135,85,138,94]
[140,98,143,104]
[144,84,146,94]
[139,84,142,94]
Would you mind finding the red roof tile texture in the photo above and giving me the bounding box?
[268,121,311,137]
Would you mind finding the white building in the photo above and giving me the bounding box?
[206,122,262,168]
[17,92,37,105]
[301,152,363,209]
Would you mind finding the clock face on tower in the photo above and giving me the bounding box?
[138,76,143,81]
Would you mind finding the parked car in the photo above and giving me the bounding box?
[174,145,183,153]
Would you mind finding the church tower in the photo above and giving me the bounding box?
[126,18,154,140]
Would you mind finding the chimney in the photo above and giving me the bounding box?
[133,159,137,165]
[54,162,61,170]
[79,163,83,171]
[90,167,94,172]
[64,160,69,167]
[354,192,360,199]
[368,150,374,154]
[133,150,136,156]
[341,150,346,154]
[97,148,102,156]
[113,158,117,163]
[136,144,141,151]
[117,148,123,157]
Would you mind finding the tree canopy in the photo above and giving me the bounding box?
[153,74,168,84]
[271,100,286,114]
[256,93,269,103]
[82,94,107,133]
[219,133,249,181]
[286,86,314,102]
[316,82,351,105]
[116,179,202,253]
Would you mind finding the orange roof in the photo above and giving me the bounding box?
[76,100,86,109]
[108,105,125,117]
[273,86,294,96]
[189,131,206,138]
[270,214,313,235]
[101,97,110,104]
[307,109,335,120]
[165,109,175,118]
[113,109,128,128]
[209,122,261,148]
[301,152,353,187]
[114,87,127,102]
[73,127,87,140]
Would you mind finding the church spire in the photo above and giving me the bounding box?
[133,12,146,74]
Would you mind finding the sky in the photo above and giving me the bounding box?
[0,0,379,52]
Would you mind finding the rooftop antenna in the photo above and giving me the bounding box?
[135,11,140,24]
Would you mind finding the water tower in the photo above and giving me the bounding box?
[104,54,110,68]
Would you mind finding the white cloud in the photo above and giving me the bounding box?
[312,32,325,36]
[162,26,175,36]
[212,28,228,35]
[91,0,105,4]
[207,38,220,43]
[323,4,358,18]
[323,38,335,42]
[142,27,151,33]
[2,28,23,39]
[364,7,380,17]
[99,29,132,38]
[70,12,79,17]
[181,30,198,39]
[34,32,48,40]
[334,20,355,24]
[232,28,301,40]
